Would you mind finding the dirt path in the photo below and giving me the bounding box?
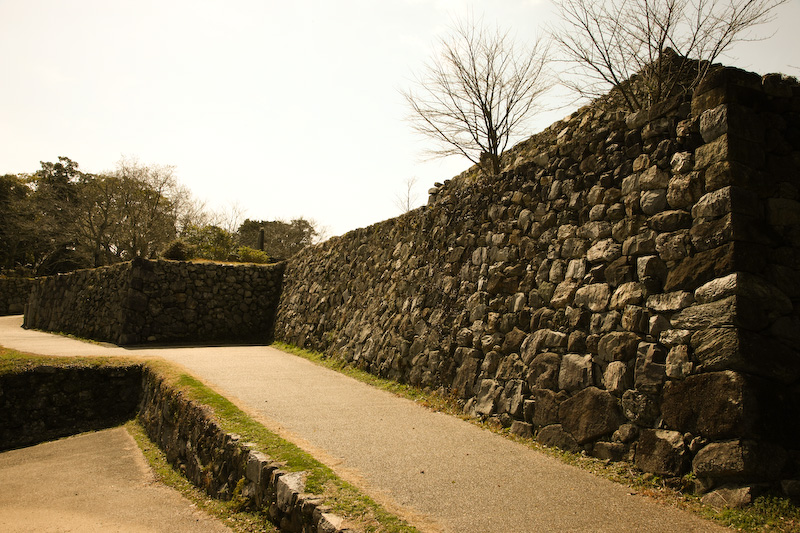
[0,427,231,533]
[0,315,729,532]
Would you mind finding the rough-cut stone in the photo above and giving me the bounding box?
[693,440,787,483]
[510,420,534,439]
[646,291,694,312]
[550,281,579,308]
[701,485,762,509]
[665,345,692,379]
[670,296,768,331]
[526,352,561,390]
[474,379,502,416]
[635,429,688,476]
[621,389,660,426]
[634,342,666,394]
[603,361,631,396]
[639,165,670,189]
[661,371,756,439]
[691,328,800,384]
[559,387,624,444]
[586,239,622,263]
[640,189,668,215]
[573,283,611,312]
[609,282,646,310]
[530,388,566,427]
[558,353,593,392]
[597,331,640,363]
[536,424,581,453]
[452,357,481,398]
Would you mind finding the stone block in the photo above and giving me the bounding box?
[536,424,582,453]
[597,331,640,363]
[633,342,666,394]
[573,283,611,312]
[646,291,694,312]
[559,387,624,444]
[640,189,668,215]
[527,352,561,390]
[609,282,646,310]
[691,328,800,384]
[635,429,688,476]
[621,389,660,426]
[693,439,787,483]
[558,353,593,392]
[603,361,631,396]
[661,371,756,439]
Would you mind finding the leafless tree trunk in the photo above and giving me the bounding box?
[403,17,551,177]
[395,176,420,214]
[553,0,787,110]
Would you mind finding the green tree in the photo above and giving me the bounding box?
[237,218,318,260]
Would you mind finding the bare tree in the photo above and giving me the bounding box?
[395,176,420,214]
[553,0,788,111]
[403,17,551,176]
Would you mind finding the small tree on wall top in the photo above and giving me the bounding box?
[403,17,551,177]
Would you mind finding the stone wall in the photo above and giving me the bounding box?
[24,257,285,345]
[0,276,36,316]
[276,66,800,492]
[0,364,143,451]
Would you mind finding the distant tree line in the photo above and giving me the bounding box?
[0,156,319,276]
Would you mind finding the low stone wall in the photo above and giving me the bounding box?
[0,276,36,316]
[276,65,800,494]
[0,364,143,451]
[24,258,285,345]
[0,363,348,533]
[138,368,347,533]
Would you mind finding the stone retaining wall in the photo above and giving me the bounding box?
[276,66,800,493]
[24,257,285,345]
[0,363,348,533]
[0,364,143,451]
[138,368,348,532]
[0,276,36,316]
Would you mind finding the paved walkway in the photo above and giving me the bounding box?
[0,427,230,533]
[0,316,728,532]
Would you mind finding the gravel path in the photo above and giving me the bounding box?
[0,315,728,532]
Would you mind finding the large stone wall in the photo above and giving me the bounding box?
[24,257,285,345]
[276,66,800,492]
[0,276,37,316]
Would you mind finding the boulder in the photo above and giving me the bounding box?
[559,387,624,444]
[536,424,582,453]
[634,429,688,476]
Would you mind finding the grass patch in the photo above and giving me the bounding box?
[0,346,138,373]
[272,342,800,533]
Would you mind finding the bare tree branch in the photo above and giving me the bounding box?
[552,0,787,110]
[403,17,552,176]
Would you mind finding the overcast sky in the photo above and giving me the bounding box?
[1,0,798,237]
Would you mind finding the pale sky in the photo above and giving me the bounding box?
[1,0,798,237]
